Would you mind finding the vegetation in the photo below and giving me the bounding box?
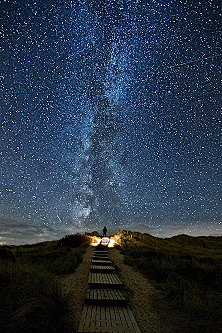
[0,234,90,333]
[2,230,221,332]
[112,230,222,332]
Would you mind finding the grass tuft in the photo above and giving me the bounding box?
[0,266,75,332]
[114,230,222,332]
[0,233,90,332]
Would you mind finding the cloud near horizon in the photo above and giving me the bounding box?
[1,215,221,246]
[0,216,85,245]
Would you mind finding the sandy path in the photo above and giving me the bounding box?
[108,247,172,333]
[61,246,94,330]
[61,245,171,333]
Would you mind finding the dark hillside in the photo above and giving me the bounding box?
[0,234,90,333]
[112,230,222,332]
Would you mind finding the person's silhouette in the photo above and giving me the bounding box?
[103,226,107,237]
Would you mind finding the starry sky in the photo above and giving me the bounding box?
[1,0,221,244]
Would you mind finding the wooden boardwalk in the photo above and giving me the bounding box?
[78,305,140,332]
[90,265,115,273]
[88,273,122,288]
[86,288,128,305]
[78,240,141,333]
[92,260,113,266]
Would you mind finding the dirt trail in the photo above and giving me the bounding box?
[108,247,172,333]
[61,246,94,330]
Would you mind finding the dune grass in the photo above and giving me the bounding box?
[113,230,222,332]
[0,267,74,333]
[0,234,89,333]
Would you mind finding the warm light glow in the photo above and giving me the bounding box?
[89,236,116,247]
[89,236,101,246]
[108,239,116,247]
[109,235,121,247]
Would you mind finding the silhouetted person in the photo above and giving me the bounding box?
[103,226,107,237]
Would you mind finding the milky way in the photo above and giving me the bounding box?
[1,0,221,244]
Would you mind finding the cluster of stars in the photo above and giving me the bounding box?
[0,0,221,243]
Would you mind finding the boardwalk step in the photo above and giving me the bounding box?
[86,288,128,305]
[78,242,141,332]
[78,304,141,333]
[90,265,115,273]
[92,260,112,266]
[93,252,108,256]
[92,256,110,260]
[93,253,109,256]
[94,248,107,253]
[88,273,122,288]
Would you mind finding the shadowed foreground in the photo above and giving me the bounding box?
[0,231,222,332]
[111,231,222,332]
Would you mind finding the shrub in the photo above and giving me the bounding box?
[58,234,88,248]
[0,266,74,333]
[117,230,222,332]
[0,248,16,263]
[48,245,87,276]
[0,233,90,332]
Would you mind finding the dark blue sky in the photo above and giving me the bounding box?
[1,0,221,244]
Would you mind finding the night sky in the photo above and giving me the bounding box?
[1,0,221,244]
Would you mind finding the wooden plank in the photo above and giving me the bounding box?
[96,304,101,330]
[92,257,110,262]
[91,305,97,328]
[86,288,128,305]
[92,260,112,266]
[92,255,110,260]
[90,265,115,273]
[100,305,106,322]
[105,305,111,329]
[88,273,122,288]
[94,250,107,254]
[92,254,110,258]
[78,304,88,332]
[125,305,141,333]
[92,257,110,261]
[94,250,108,253]
[109,305,115,323]
[114,305,121,324]
[78,305,141,333]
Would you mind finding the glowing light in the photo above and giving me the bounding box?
[89,236,101,246]
[108,239,116,247]
[101,237,110,245]
[109,235,121,246]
